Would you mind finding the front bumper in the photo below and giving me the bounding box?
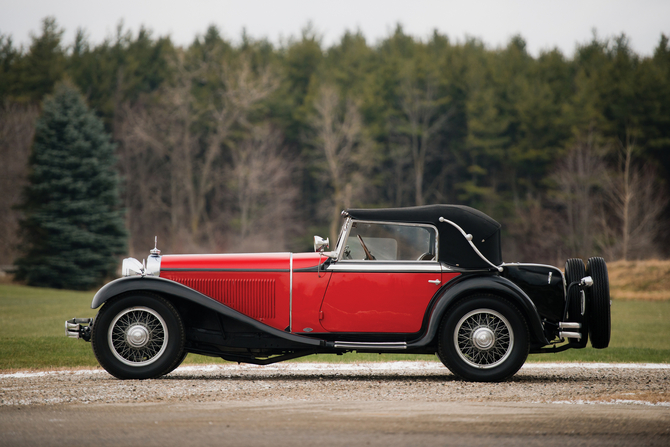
[65,318,92,341]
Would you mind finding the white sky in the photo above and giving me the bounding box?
[1,0,669,57]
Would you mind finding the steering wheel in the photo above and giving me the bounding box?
[357,235,376,260]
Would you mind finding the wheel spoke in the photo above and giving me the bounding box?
[454,308,515,369]
[108,306,169,367]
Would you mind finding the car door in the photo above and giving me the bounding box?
[319,221,443,333]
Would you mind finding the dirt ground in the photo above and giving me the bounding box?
[1,362,669,446]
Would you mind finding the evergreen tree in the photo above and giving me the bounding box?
[14,82,126,289]
[18,17,67,102]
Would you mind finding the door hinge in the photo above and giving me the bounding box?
[319,311,324,320]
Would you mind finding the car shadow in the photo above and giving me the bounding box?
[157,371,614,385]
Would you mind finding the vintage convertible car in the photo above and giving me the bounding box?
[66,205,611,382]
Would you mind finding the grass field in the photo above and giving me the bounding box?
[1,261,669,371]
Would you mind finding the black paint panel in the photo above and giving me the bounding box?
[502,264,565,322]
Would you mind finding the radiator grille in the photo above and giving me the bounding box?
[175,278,276,319]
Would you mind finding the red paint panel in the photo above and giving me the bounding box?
[173,277,276,319]
[160,270,289,330]
[161,253,291,270]
[291,271,332,333]
[292,252,329,270]
[320,271,461,333]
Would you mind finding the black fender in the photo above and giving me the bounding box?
[409,275,549,349]
[91,276,324,348]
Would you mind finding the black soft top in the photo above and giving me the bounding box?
[345,204,502,269]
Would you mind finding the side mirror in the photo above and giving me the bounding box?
[314,235,329,253]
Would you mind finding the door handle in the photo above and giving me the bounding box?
[428,279,441,285]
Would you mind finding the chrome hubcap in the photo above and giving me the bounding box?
[472,327,495,350]
[126,325,150,348]
[108,307,168,367]
[454,308,514,369]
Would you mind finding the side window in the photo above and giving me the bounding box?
[343,222,436,261]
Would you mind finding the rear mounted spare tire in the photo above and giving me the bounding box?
[586,257,611,349]
[565,258,588,348]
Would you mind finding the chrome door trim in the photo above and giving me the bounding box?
[289,252,293,332]
[326,261,442,273]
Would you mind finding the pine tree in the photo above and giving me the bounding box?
[14,82,126,290]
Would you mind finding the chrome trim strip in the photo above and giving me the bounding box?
[335,217,352,260]
[333,341,407,350]
[160,268,290,272]
[327,262,442,273]
[439,263,489,273]
[289,252,293,332]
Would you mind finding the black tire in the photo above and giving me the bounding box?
[163,350,188,376]
[437,295,529,382]
[91,293,185,379]
[565,258,588,348]
[586,257,611,349]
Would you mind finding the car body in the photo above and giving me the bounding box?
[66,204,611,382]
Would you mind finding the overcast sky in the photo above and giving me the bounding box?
[1,0,669,57]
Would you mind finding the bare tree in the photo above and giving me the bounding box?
[601,137,668,260]
[117,52,279,254]
[311,85,372,242]
[506,196,564,265]
[553,133,608,258]
[0,102,39,266]
[223,124,298,251]
[116,98,180,254]
[398,78,448,206]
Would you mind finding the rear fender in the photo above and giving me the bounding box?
[91,276,323,347]
[412,275,549,348]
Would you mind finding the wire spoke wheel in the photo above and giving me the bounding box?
[108,306,169,367]
[454,308,514,369]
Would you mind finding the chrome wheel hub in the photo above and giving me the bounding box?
[126,325,150,348]
[454,308,514,369]
[108,306,168,367]
[472,327,495,350]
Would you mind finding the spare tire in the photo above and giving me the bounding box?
[565,258,588,348]
[586,257,611,349]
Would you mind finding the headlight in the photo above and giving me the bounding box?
[122,258,144,277]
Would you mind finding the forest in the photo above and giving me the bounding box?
[1,17,669,271]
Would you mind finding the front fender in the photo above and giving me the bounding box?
[410,275,549,348]
[91,276,323,347]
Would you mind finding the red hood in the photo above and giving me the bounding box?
[160,252,327,271]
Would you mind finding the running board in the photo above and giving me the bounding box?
[333,341,407,350]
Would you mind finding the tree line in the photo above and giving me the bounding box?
[1,17,669,276]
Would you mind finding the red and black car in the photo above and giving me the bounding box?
[66,204,611,382]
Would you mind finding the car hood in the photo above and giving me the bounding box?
[159,252,327,272]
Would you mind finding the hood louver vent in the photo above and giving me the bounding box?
[175,278,276,319]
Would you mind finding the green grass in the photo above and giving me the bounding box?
[528,299,670,363]
[1,283,669,371]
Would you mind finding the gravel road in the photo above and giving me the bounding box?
[1,362,669,446]
[2,361,669,407]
